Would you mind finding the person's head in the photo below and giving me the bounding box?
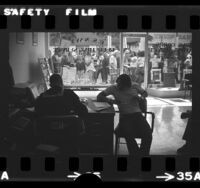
[63,49,69,56]
[116,74,132,90]
[50,74,63,90]
[55,48,63,57]
[58,49,63,57]
[124,48,130,54]
[99,55,104,61]
[115,50,120,57]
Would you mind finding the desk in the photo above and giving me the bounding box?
[9,101,115,155]
[82,100,115,155]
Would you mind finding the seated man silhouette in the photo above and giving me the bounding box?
[35,74,88,153]
[35,74,88,117]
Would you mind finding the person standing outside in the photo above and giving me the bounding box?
[52,48,63,76]
[135,51,145,86]
[76,55,86,84]
[93,54,104,84]
[85,53,96,84]
[109,51,118,84]
[184,53,192,69]
[101,52,110,84]
[129,52,138,82]
[61,50,72,85]
[115,50,121,76]
[123,49,131,75]
[47,50,54,74]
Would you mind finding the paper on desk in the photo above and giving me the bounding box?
[92,102,111,111]
[86,98,110,111]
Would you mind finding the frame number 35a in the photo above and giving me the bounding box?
[177,172,200,181]
[156,172,200,181]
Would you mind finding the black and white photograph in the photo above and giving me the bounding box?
[6,32,192,158]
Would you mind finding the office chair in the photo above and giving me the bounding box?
[114,97,155,156]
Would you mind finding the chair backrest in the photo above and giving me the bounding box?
[138,96,147,113]
[35,95,68,116]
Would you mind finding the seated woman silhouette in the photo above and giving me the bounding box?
[97,74,152,156]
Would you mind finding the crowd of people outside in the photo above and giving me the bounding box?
[123,49,145,86]
[47,47,121,85]
[47,44,192,89]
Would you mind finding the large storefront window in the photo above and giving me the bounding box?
[47,32,192,91]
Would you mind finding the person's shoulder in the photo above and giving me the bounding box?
[35,90,49,102]
[107,84,118,91]
[131,82,140,89]
[39,89,51,97]
[64,88,74,94]
[132,82,139,86]
[63,89,78,97]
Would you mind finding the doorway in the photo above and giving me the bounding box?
[120,33,149,89]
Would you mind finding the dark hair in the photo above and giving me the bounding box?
[116,74,132,90]
[50,74,63,89]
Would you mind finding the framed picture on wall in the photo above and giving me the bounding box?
[32,32,38,46]
[16,33,24,44]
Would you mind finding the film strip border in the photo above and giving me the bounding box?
[0,156,200,181]
[1,5,200,181]
[0,6,199,30]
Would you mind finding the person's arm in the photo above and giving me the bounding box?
[132,83,148,98]
[34,94,44,117]
[69,90,88,118]
[97,86,116,104]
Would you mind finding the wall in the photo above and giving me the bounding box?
[9,32,47,85]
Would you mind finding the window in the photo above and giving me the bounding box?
[46,32,192,91]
